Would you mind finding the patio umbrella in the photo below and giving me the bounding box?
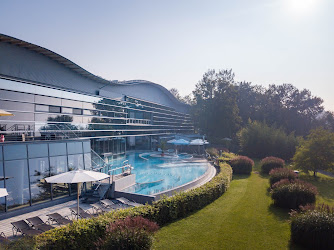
[173,139,189,145]
[0,188,8,197]
[190,139,205,155]
[167,139,177,144]
[0,109,13,116]
[45,170,110,219]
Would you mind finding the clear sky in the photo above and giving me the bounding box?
[1,0,333,110]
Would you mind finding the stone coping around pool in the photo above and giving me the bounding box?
[154,160,216,200]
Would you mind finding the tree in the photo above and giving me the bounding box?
[293,128,334,176]
[192,69,241,142]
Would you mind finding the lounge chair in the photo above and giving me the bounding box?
[26,216,54,232]
[0,232,8,244]
[91,202,114,214]
[11,220,43,236]
[69,206,94,219]
[46,213,72,226]
[116,197,142,207]
[100,199,125,209]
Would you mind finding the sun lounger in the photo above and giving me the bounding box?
[116,197,142,207]
[69,206,94,219]
[91,202,114,214]
[11,220,43,236]
[100,199,124,209]
[26,216,54,232]
[46,213,72,225]
[0,232,8,244]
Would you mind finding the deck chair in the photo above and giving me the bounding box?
[116,197,142,207]
[46,213,72,226]
[26,216,54,232]
[91,202,114,214]
[69,206,94,219]
[0,232,8,244]
[11,220,43,236]
[100,199,123,209]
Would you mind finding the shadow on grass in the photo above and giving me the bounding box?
[267,204,290,221]
[300,175,334,201]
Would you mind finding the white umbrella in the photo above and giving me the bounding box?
[0,188,8,197]
[167,139,177,144]
[173,139,189,145]
[189,139,205,145]
[45,170,110,219]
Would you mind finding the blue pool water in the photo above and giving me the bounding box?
[111,152,208,195]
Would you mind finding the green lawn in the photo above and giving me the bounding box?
[153,163,334,250]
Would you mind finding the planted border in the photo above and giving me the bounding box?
[35,163,233,249]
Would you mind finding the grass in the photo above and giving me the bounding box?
[153,162,334,250]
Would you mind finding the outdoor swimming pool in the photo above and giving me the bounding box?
[111,152,208,195]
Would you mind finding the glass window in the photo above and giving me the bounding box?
[0,90,34,102]
[67,142,83,155]
[28,144,48,158]
[28,157,51,204]
[5,159,30,209]
[0,162,4,212]
[49,143,67,156]
[0,146,2,161]
[4,144,27,160]
[0,100,34,112]
[49,106,61,113]
[83,141,91,153]
[35,104,49,112]
[49,156,68,198]
[68,154,84,170]
[35,95,61,106]
[84,153,92,170]
[62,107,72,114]
[62,99,82,108]
[73,108,83,115]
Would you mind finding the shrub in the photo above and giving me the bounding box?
[229,156,254,174]
[260,157,285,174]
[95,216,159,250]
[206,147,219,157]
[290,204,334,249]
[35,163,233,249]
[271,180,318,209]
[269,168,297,186]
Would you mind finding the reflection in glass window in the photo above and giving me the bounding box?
[29,158,51,204]
[0,90,34,102]
[5,159,30,209]
[0,162,4,212]
[68,154,84,170]
[28,144,48,158]
[35,104,49,112]
[62,107,72,114]
[4,144,27,161]
[84,153,92,170]
[50,156,69,198]
[67,142,83,155]
[49,143,67,156]
[49,106,61,113]
[73,108,83,115]
[35,95,61,106]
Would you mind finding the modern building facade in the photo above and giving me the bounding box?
[0,34,194,212]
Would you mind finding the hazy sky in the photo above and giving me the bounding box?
[1,0,333,110]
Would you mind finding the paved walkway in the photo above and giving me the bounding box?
[0,199,94,240]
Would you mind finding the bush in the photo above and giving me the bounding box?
[95,216,159,250]
[229,156,254,174]
[290,204,334,249]
[35,163,233,249]
[238,120,299,160]
[206,147,219,157]
[271,180,318,209]
[260,157,285,174]
[269,168,297,186]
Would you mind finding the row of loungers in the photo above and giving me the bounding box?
[6,198,142,237]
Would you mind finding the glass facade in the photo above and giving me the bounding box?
[0,140,90,212]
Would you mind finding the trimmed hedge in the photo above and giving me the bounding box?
[291,204,334,249]
[260,156,285,174]
[269,168,297,186]
[229,156,254,175]
[271,180,317,209]
[35,163,233,249]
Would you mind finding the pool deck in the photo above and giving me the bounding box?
[0,199,94,240]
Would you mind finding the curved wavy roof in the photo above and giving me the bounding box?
[0,33,185,107]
